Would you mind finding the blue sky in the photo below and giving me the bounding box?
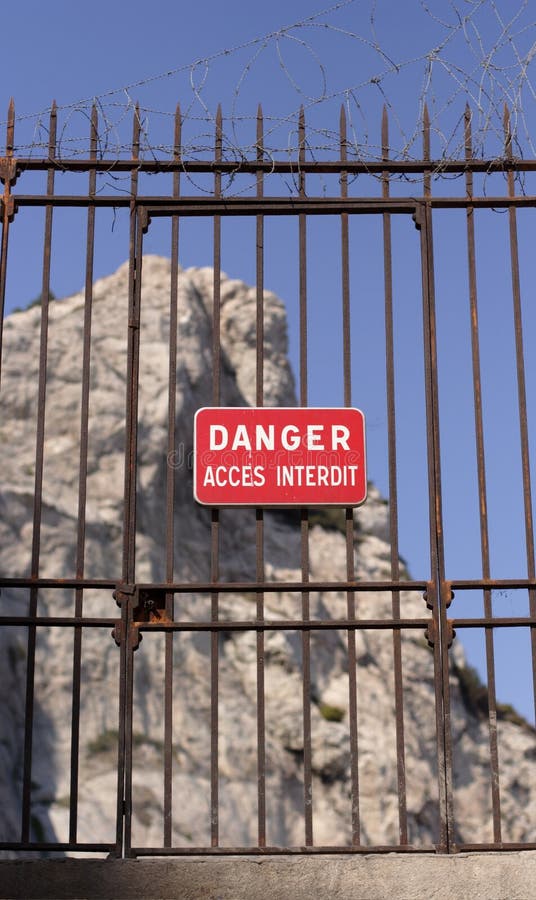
[2,0,536,720]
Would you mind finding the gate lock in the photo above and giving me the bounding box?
[112,585,173,649]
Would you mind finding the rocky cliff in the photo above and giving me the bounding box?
[0,256,535,852]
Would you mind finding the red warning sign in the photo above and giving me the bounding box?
[194,407,366,507]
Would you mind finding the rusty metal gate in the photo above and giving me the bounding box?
[1,99,536,857]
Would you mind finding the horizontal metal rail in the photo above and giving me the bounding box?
[0,577,427,592]
[10,157,536,175]
[8,195,536,213]
[131,844,437,856]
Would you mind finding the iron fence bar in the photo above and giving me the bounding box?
[113,594,129,858]
[12,157,536,175]
[340,104,360,847]
[3,615,536,630]
[255,104,267,848]
[69,103,98,846]
[464,104,502,843]
[298,107,314,848]
[504,105,536,729]
[119,105,142,859]
[10,195,536,213]
[457,842,536,853]
[163,102,181,850]
[210,105,223,849]
[382,105,408,846]
[131,844,436,856]
[0,99,15,391]
[137,579,429,592]
[448,579,536,590]
[0,617,119,626]
[0,577,430,591]
[21,102,57,845]
[453,617,536,627]
[420,104,454,852]
[0,842,116,852]
[134,619,431,632]
[0,578,117,589]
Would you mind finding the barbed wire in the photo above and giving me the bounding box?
[2,0,535,192]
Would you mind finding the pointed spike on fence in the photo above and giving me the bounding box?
[503,102,512,157]
[340,105,347,148]
[464,101,471,130]
[299,105,305,160]
[423,101,430,156]
[382,104,389,158]
[174,102,181,153]
[339,106,347,171]
[215,104,222,159]
[90,103,98,136]
[464,103,472,160]
[256,103,263,146]
[90,103,98,157]
[49,100,58,150]
[6,98,15,155]
[132,102,141,154]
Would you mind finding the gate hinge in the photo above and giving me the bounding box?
[412,202,425,230]
[113,583,136,609]
[423,581,454,610]
[139,208,151,234]
[442,581,454,609]
[0,157,18,186]
[423,581,435,611]
[424,618,456,649]
[1,195,16,223]
[111,619,123,647]
[111,617,143,651]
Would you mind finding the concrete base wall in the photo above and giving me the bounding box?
[2,853,536,900]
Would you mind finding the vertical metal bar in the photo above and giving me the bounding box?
[255,104,267,849]
[503,104,536,723]
[163,103,181,847]
[119,105,142,857]
[420,104,454,851]
[21,102,57,844]
[163,104,181,849]
[464,105,502,842]
[298,107,313,847]
[123,212,146,857]
[122,107,142,587]
[340,105,360,846]
[0,99,15,388]
[69,103,98,846]
[114,596,129,857]
[210,104,223,848]
[382,106,408,845]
